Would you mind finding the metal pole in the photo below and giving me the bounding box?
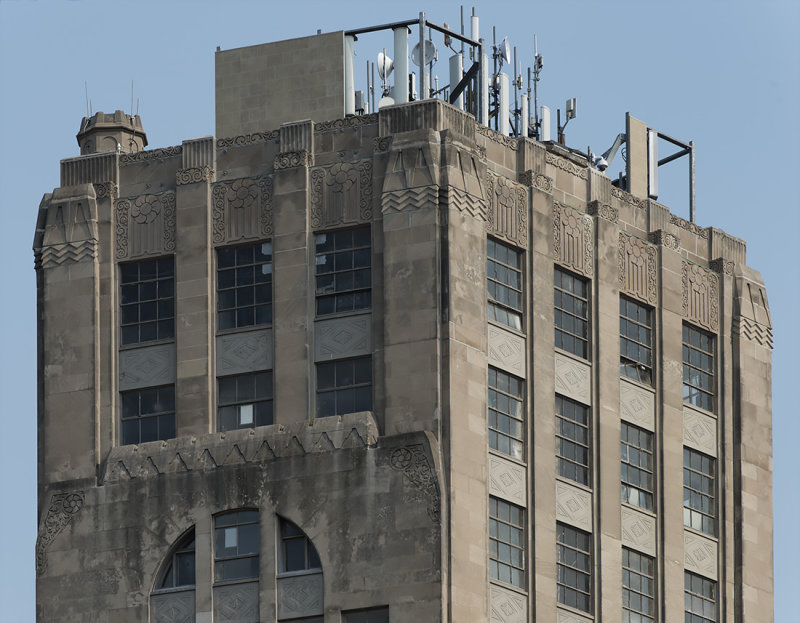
[689,140,696,222]
[344,35,356,115]
[478,39,488,125]
[393,27,409,104]
[419,12,427,98]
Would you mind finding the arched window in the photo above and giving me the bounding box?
[276,517,324,622]
[150,529,196,623]
[157,530,196,589]
[279,517,321,573]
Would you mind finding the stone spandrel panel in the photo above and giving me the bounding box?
[277,572,323,619]
[151,590,195,623]
[555,480,592,532]
[684,530,718,580]
[554,353,591,405]
[683,407,717,457]
[314,314,371,362]
[211,176,273,245]
[556,607,593,623]
[621,506,656,556]
[553,202,593,277]
[682,261,719,332]
[115,192,176,259]
[490,583,527,623]
[618,231,657,305]
[488,326,526,378]
[487,172,528,249]
[119,343,176,391]
[311,160,373,228]
[619,379,655,431]
[216,329,273,376]
[214,581,259,622]
[489,454,526,507]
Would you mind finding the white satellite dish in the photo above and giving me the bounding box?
[411,39,438,67]
[499,37,511,64]
[378,95,396,109]
[377,52,394,80]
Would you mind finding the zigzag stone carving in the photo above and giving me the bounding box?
[382,186,438,214]
[553,202,593,277]
[211,176,273,244]
[682,261,719,332]
[684,530,718,580]
[489,455,526,506]
[620,380,655,431]
[38,240,97,268]
[554,353,591,405]
[442,187,486,221]
[490,584,527,623]
[555,480,592,532]
[36,491,85,576]
[683,407,717,457]
[621,506,656,556]
[488,326,526,378]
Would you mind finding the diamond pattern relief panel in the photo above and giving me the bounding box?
[555,480,592,532]
[314,315,371,362]
[556,607,593,623]
[621,506,656,556]
[277,572,324,619]
[488,454,527,507]
[684,530,718,580]
[217,329,273,376]
[554,353,591,405]
[119,343,175,391]
[151,590,195,623]
[488,325,526,378]
[619,380,654,431]
[213,582,259,623]
[490,583,527,623]
[683,407,717,457]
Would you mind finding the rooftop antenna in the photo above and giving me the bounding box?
[84,81,90,118]
[532,34,543,140]
[130,80,134,118]
[557,97,576,145]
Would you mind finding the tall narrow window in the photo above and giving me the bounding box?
[156,531,196,590]
[620,297,653,385]
[554,267,589,359]
[218,372,273,431]
[621,423,654,511]
[279,518,321,573]
[214,510,259,582]
[121,385,175,445]
[489,496,525,589]
[217,242,272,330]
[682,323,715,412]
[557,523,592,613]
[151,530,196,622]
[488,367,524,460]
[556,395,590,486]
[684,571,717,623]
[316,357,372,417]
[487,239,523,330]
[315,227,371,316]
[683,447,716,536]
[120,257,174,345]
[622,547,655,623]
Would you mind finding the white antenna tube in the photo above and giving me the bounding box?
[344,35,356,115]
[521,93,528,137]
[393,26,409,104]
[479,42,489,125]
[449,52,464,110]
[130,80,134,117]
[471,10,478,41]
[85,81,90,118]
[498,73,510,135]
[540,105,551,141]
[418,12,427,99]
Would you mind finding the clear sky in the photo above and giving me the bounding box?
[1,0,797,620]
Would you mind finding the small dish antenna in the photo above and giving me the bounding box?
[377,52,394,81]
[499,37,511,65]
[411,39,438,67]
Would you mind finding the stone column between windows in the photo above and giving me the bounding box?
[594,209,623,619]
[194,513,212,621]
[174,167,213,436]
[657,236,685,622]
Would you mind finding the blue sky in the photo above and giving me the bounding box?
[1,1,797,620]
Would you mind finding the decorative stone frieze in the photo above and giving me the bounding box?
[216,129,279,148]
[37,241,97,268]
[36,491,85,576]
[373,136,392,152]
[211,176,273,244]
[311,160,373,227]
[383,186,439,214]
[588,199,618,223]
[176,165,213,185]
[92,182,118,201]
[710,258,734,275]
[476,124,519,150]
[618,232,657,304]
[487,173,528,248]
[611,186,646,209]
[274,150,313,170]
[671,214,708,239]
[115,192,176,259]
[441,187,485,220]
[648,229,680,250]
[314,113,378,132]
[119,145,182,165]
[546,152,587,179]
[518,169,552,193]
[682,261,719,332]
[553,202,593,277]
[389,445,441,522]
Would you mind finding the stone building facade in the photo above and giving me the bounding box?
[34,29,773,623]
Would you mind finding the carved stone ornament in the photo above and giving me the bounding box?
[684,531,718,580]
[211,176,273,244]
[553,202,593,277]
[618,232,657,304]
[176,165,213,185]
[119,145,182,165]
[488,325,526,378]
[274,150,313,170]
[733,278,773,349]
[490,584,527,623]
[151,591,195,623]
[217,129,279,148]
[277,573,324,619]
[214,582,259,621]
[441,186,485,221]
[37,240,97,268]
[683,407,717,457]
[682,261,719,332]
[611,186,646,209]
[475,123,520,150]
[621,506,656,556]
[314,113,378,132]
[311,160,373,227]
[648,229,680,250]
[92,182,118,201]
[671,214,709,239]
[115,192,176,259]
[487,173,528,248]
[710,258,735,275]
[389,445,441,522]
[588,199,618,223]
[546,151,588,180]
[489,455,526,506]
[555,480,592,532]
[36,491,85,576]
[373,136,392,152]
[518,169,553,193]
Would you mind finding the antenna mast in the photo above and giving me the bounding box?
[532,34,542,140]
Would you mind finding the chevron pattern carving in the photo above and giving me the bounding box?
[443,186,487,221]
[38,240,97,268]
[381,186,438,213]
[490,584,527,623]
[734,316,773,349]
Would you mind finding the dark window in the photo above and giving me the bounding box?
[315,227,371,316]
[621,423,654,511]
[316,357,372,418]
[622,547,655,623]
[554,267,589,359]
[157,531,196,589]
[218,372,273,431]
[620,297,653,385]
[557,523,592,613]
[682,324,715,412]
[214,510,259,582]
[120,257,174,346]
[217,242,272,331]
[556,395,590,486]
[683,447,716,536]
[279,518,321,573]
[342,607,389,623]
[121,385,175,445]
[488,367,524,460]
[684,571,717,623]
[487,239,523,331]
[489,496,525,589]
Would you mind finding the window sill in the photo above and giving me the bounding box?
[488,448,527,468]
[119,338,175,351]
[683,524,718,542]
[488,319,526,337]
[557,604,594,620]
[682,401,717,419]
[315,309,372,322]
[619,375,655,393]
[621,501,656,518]
[150,586,196,596]
[212,577,259,588]
[488,579,527,596]
[554,347,591,366]
[555,475,593,494]
[216,323,272,337]
[277,569,322,580]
